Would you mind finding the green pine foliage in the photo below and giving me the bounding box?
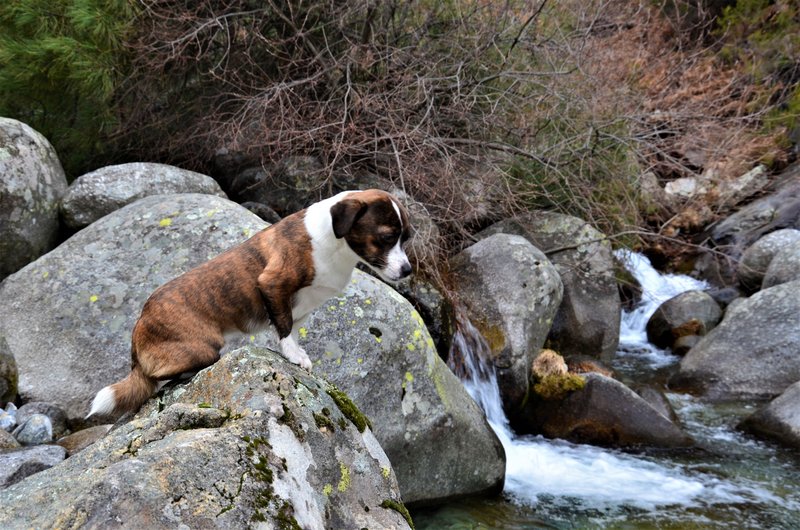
[0,0,137,178]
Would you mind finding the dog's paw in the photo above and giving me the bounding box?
[280,338,313,371]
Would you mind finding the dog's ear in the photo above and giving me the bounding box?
[331,198,367,238]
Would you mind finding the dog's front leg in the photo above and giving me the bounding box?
[258,271,313,371]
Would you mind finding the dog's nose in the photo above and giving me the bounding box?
[400,262,413,278]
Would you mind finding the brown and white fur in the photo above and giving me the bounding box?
[89,189,412,417]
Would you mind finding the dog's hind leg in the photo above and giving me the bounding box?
[143,341,222,381]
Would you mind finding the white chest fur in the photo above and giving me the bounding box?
[292,192,361,322]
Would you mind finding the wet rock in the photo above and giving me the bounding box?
[645,290,722,350]
[60,163,227,229]
[16,403,68,439]
[0,336,17,403]
[517,373,692,448]
[0,193,271,422]
[672,334,701,356]
[301,271,505,506]
[0,445,66,488]
[737,228,800,292]
[0,347,411,529]
[56,425,112,456]
[762,240,800,289]
[671,280,800,400]
[740,381,800,449]
[0,118,67,280]
[634,385,680,423]
[479,212,621,360]
[449,233,563,412]
[12,414,52,445]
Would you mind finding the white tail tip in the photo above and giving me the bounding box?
[88,386,116,418]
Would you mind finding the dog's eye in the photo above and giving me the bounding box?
[380,233,396,243]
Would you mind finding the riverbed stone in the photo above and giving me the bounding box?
[0,445,66,488]
[16,402,68,440]
[56,425,112,456]
[739,381,800,449]
[479,212,621,360]
[645,290,722,350]
[671,280,800,400]
[0,347,411,529]
[60,163,226,229]
[0,193,271,422]
[737,229,800,292]
[301,271,505,506]
[11,414,52,445]
[762,240,800,289]
[0,428,20,450]
[516,373,692,448]
[449,233,563,412]
[0,118,67,280]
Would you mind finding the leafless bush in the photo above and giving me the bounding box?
[113,0,654,268]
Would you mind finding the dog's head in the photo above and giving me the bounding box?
[331,189,413,282]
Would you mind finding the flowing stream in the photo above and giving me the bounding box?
[414,250,800,529]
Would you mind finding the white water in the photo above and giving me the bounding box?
[451,250,791,514]
[615,249,709,369]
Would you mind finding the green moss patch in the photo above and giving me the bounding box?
[533,373,585,400]
[327,385,372,433]
[380,499,415,529]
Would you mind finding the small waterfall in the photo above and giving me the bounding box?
[449,250,790,513]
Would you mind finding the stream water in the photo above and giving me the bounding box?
[414,250,800,529]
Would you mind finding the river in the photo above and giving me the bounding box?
[414,250,800,529]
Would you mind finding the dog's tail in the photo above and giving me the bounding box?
[88,365,157,418]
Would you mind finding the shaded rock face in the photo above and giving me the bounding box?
[0,445,66,488]
[762,240,800,289]
[60,163,227,229]
[0,348,411,529]
[230,156,325,216]
[671,280,800,400]
[0,118,68,280]
[645,290,722,351]
[712,165,800,251]
[516,373,692,448]
[0,193,271,422]
[479,212,621,360]
[449,234,563,412]
[0,336,17,403]
[737,229,800,292]
[740,381,800,449]
[301,271,505,506]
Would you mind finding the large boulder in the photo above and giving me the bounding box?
[0,347,412,529]
[762,240,800,289]
[60,163,227,229]
[670,280,800,400]
[737,229,800,292]
[300,272,505,506]
[516,373,692,448]
[645,290,722,350]
[739,380,800,449]
[449,234,563,412]
[0,118,68,280]
[0,193,271,422]
[479,212,621,360]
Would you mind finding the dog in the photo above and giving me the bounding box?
[89,189,412,417]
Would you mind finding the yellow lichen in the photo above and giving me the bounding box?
[337,463,351,492]
[89,295,98,303]
[159,217,172,227]
[323,483,333,496]
[381,466,391,479]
